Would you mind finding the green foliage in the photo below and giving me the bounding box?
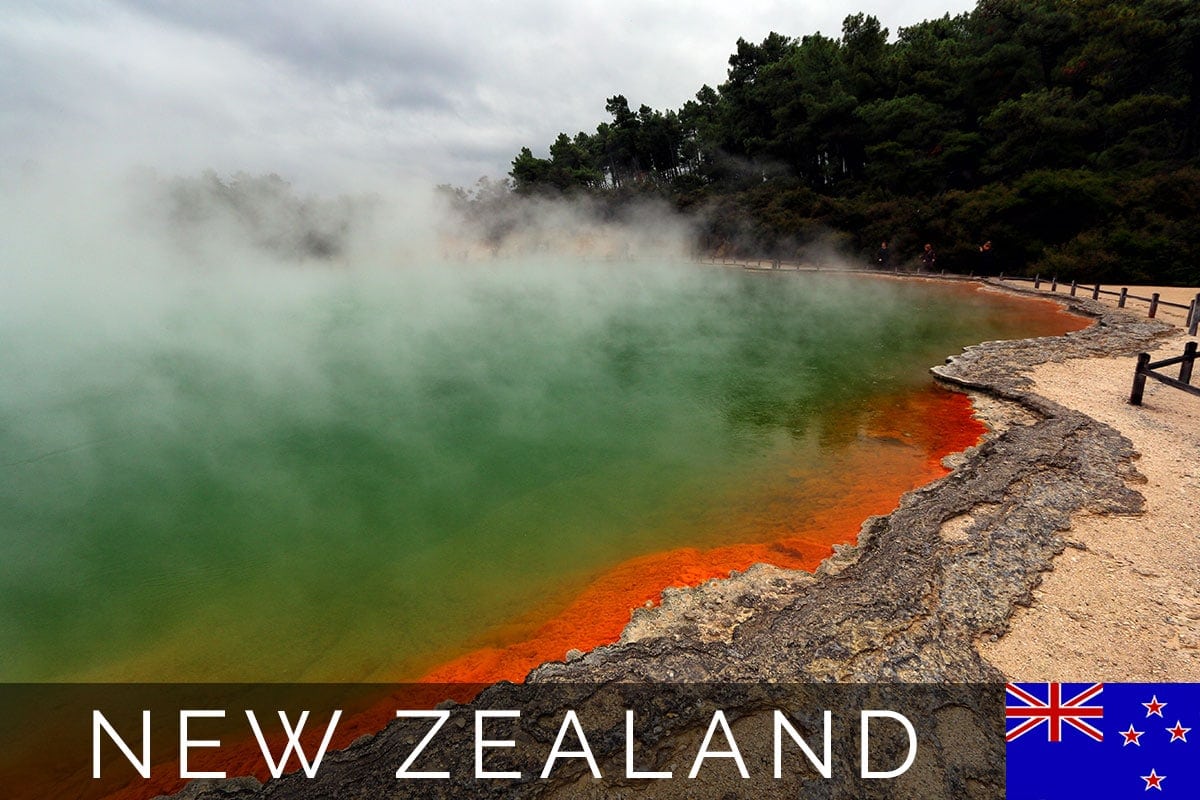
[485,0,1200,284]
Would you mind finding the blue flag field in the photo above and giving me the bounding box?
[1007,683,1199,797]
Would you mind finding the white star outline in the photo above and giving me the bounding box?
[1166,720,1190,743]
[1142,696,1166,718]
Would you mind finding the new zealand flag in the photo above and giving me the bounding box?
[1007,683,1200,797]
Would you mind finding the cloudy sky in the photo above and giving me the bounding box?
[3,0,976,191]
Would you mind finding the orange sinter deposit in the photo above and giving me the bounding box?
[418,384,987,685]
[94,387,988,800]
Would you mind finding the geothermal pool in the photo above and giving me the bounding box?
[0,261,1083,682]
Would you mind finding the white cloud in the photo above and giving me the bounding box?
[1,0,976,190]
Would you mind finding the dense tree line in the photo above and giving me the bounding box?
[492,0,1200,284]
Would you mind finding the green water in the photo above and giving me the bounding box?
[0,261,1072,681]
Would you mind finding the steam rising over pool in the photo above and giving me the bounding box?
[1,259,1079,680]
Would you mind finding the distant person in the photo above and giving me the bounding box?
[875,240,891,269]
[920,243,937,272]
[978,240,996,275]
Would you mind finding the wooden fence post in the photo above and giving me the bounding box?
[1051,276,1058,291]
[1130,352,1150,405]
[1070,280,1078,296]
[1093,284,1101,300]
[1149,292,1160,318]
[1119,287,1128,308]
[1191,294,1200,336]
[1034,274,1041,289]
[1181,341,1197,385]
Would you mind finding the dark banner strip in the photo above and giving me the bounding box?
[0,682,1001,800]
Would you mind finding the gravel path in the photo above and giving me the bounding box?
[978,327,1200,679]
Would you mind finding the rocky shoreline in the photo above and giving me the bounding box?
[527,287,1172,685]
[168,282,1175,799]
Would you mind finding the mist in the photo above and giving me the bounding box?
[1,164,1067,682]
[0,166,775,680]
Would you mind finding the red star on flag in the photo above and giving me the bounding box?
[1142,768,1165,790]
[1143,696,1166,717]
[1167,721,1190,743]
[1121,724,1144,746]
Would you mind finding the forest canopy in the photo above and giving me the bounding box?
[455,0,1200,284]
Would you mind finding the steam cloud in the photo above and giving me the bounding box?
[2,163,1010,683]
[0,165,760,681]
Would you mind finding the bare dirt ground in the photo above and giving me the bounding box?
[977,324,1200,679]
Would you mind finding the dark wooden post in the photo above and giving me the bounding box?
[1130,353,1150,405]
[1092,284,1101,300]
[1070,280,1078,296]
[1191,295,1200,336]
[999,271,1005,281]
[1034,274,1042,289]
[1119,287,1128,308]
[1149,293,1160,318]
[1180,341,1197,385]
[1051,276,1058,291]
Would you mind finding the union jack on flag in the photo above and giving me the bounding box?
[1005,682,1103,742]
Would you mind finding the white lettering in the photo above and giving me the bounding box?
[540,710,600,779]
[180,710,226,779]
[92,710,150,779]
[860,710,917,779]
[395,710,451,779]
[774,709,832,779]
[688,710,749,779]
[246,709,341,779]
[625,710,672,779]
[475,710,521,779]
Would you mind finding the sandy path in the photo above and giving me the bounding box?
[1009,280,1199,328]
[977,326,1200,679]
